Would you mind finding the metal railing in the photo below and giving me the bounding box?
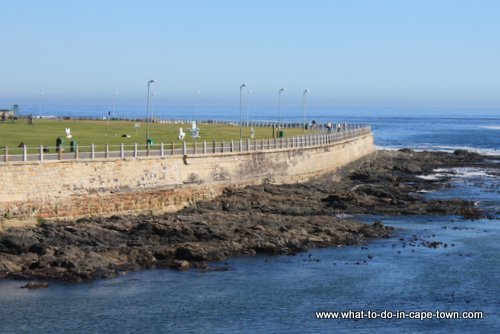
[156,119,366,131]
[0,126,370,164]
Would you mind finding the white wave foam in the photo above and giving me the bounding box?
[481,125,500,130]
[377,145,499,156]
[418,167,497,181]
[433,167,495,179]
[447,168,491,178]
[417,174,446,180]
[417,189,436,193]
[375,145,399,151]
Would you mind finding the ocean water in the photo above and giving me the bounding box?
[17,104,500,154]
[0,106,499,333]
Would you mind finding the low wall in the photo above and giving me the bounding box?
[0,133,374,224]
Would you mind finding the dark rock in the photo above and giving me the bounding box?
[171,260,190,270]
[321,194,348,209]
[459,207,482,220]
[21,282,49,289]
[0,149,496,282]
[404,164,422,174]
[426,241,443,248]
[175,246,207,261]
[28,243,46,256]
[350,169,370,181]
[453,149,471,156]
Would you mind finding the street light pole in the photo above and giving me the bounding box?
[278,88,286,123]
[303,89,310,132]
[150,92,156,125]
[146,79,156,145]
[239,83,247,140]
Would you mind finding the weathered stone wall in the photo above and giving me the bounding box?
[0,133,374,223]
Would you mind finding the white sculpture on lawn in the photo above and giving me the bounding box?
[178,127,185,140]
[189,121,200,138]
[65,128,72,139]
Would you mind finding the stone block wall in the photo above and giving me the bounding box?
[0,133,374,223]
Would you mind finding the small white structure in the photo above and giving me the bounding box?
[178,127,185,140]
[189,121,200,138]
[250,127,255,139]
[65,128,72,139]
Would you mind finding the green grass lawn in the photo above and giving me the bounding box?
[0,118,312,152]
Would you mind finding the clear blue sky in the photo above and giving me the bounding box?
[1,0,499,108]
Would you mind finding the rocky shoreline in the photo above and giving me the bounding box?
[0,149,498,283]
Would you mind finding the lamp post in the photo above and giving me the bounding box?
[278,88,286,123]
[146,79,156,145]
[239,83,247,140]
[194,91,200,121]
[303,89,310,132]
[150,92,156,124]
[246,89,252,126]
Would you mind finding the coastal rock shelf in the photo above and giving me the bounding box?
[0,149,497,282]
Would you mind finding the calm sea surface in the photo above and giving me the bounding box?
[17,104,500,153]
[0,107,499,333]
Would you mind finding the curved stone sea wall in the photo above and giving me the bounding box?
[0,132,374,224]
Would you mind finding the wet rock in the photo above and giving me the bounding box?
[0,149,496,282]
[307,236,324,243]
[453,149,479,158]
[253,242,280,254]
[425,241,443,248]
[321,194,348,209]
[21,282,49,289]
[175,246,208,261]
[349,169,370,181]
[393,163,422,174]
[28,243,46,256]
[458,207,482,220]
[172,260,190,270]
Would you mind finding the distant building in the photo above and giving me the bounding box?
[0,104,19,118]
